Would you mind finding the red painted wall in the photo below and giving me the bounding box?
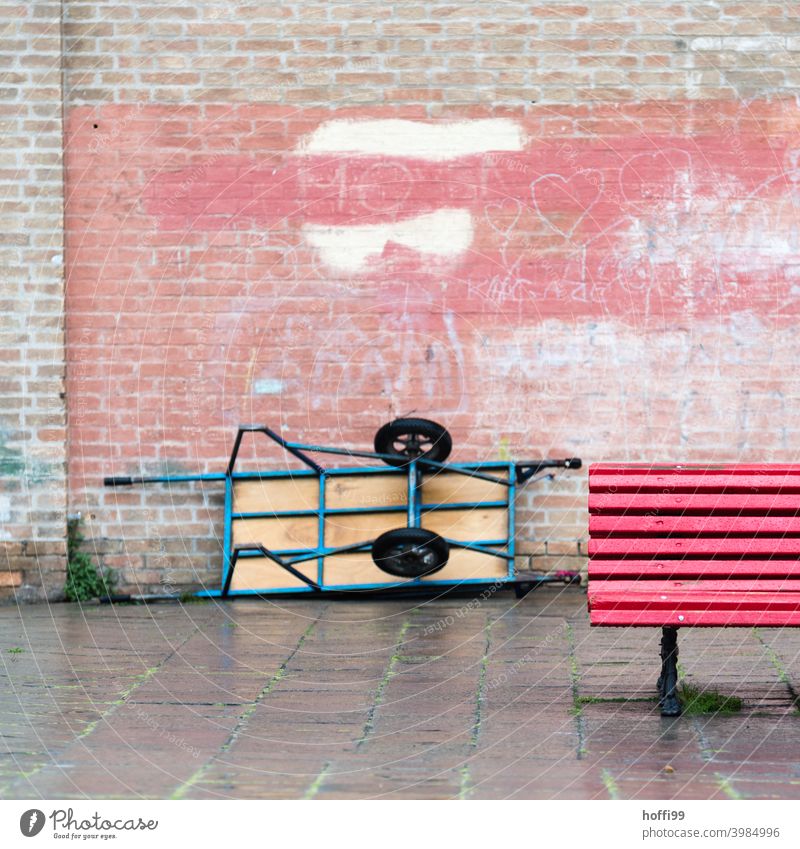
[65,100,800,591]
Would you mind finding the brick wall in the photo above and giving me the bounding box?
[0,3,67,601]
[7,2,800,598]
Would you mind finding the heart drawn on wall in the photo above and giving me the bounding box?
[531,170,604,239]
[484,197,522,241]
[619,148,693,209]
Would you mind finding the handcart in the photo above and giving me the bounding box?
[104,419,582,598]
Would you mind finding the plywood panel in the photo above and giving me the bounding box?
[326,473,408,509]
[229,556,317,591]
[421,470,508,505]
[421,548,509,581]
[324,512,402,548]
[233,477,318,513]
[423,508,508,541]
[321,549,509,586]
[233,516,318,550]
[322,552,397,586]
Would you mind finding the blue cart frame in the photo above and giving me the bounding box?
[105,424,582,598]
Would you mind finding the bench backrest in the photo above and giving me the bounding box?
[587,464,800,627]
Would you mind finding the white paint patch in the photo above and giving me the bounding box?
[296,119,524,161]
[302,208,474,273]
[253,378,284,395]
[0,495,10,525]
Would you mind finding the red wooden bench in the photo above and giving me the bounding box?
[587,463,800,716]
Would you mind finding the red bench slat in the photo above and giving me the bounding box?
[588,559,800,579]
[590,515,800,537]
[590,609,800,627]
[590,471,800,494]
[590,590,800,610]
[590,464,800,474]
[589,493,800,516]
[590,579,800,594]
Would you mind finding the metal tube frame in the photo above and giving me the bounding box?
[105,424,581,597]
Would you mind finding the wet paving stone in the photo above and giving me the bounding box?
[1,589,800,798]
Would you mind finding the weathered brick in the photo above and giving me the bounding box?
[0,556,22,581]
[1,1,65,602]
[5,1,800,600]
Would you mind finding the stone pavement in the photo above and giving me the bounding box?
[1,588,799,800]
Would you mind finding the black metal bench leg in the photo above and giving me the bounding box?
[658,626,681,717]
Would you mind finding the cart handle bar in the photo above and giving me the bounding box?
[516,457,581,483]
[104,458,582,489]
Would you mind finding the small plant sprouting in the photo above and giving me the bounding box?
[65,517,116,602]
[7,647,24,654]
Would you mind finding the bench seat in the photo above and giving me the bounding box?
[587,463,800,714]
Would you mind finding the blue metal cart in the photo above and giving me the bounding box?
[104,419,582,598]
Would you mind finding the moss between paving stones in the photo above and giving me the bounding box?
[575,695,658,708]
[573,689,743,715]
[679,683,743,715]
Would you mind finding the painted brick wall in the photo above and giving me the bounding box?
[0,3,67,601]
[10,2,800,599]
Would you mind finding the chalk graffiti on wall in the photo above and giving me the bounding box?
[143,111,800,324]
[62,101,800,498]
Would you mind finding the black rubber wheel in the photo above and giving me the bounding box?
[371,528,449,578]
[374,418,452,468]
